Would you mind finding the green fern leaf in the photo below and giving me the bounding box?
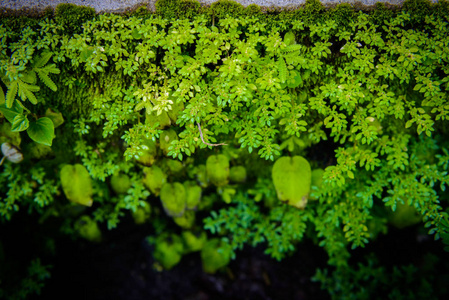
[278,57,287,83]
[33,52,53,68]
[0,85,5,105]
[37,70,57,91]
[24,87,38,105]
[20,81,40,93]
[281,44,302,54]
[42,64,60,74]
[21,70,37,84]
[18,80,39,105]
[6,81,18,108]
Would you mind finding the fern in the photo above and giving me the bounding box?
[0,85,4,104]
[281,44,302,54]
[5,80,18,108]
[21,71,37,84]
[17,80,40,105]
[36,65,60,91]
[33,52,53,68]
[33,52,60,92]
[277,57,287,83]
[2,52,59,108]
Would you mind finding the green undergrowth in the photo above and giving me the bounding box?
[0,0,449,298]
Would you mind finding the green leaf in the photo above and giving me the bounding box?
[282,44,302,53]
[37,70,57,91]
[17,80,39,105]
[278,57,287,83]
[206,155,230,187]
[23,86,38,104]
[0,85,5,105]
[33,51,53,68]
[80,48,94,62]
[347,170,354,179]
[160,182,186,217]
[60,164,93,206]
[272,156,311,209]
[21,70,37,84]
[0,101,23,123]
[132,28,142,39]
[283,31,296,46]
[45,108,64,128]
[11,114,29,132]
[6,81,18,108]
[27,117,55,146]
[288,71,303,88]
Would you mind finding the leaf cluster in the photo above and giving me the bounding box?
[0,2,448,295]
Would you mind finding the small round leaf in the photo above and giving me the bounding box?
[27,117,55,146]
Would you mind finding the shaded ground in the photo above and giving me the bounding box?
[34,215,330,300]
[2,208,449,300]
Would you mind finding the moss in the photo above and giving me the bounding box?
[151,0,411,26]
[244,4,263,16]
[369,3,396,26]
[0,15,40,32]
[302,0,326,24]
[51,74,91,118]
[209,0,245,19]
[328,3,355,27]
[0,122,21,147]
[0,6,53,32]
[125,5,154,19]
[402,0,433,24]
[178,0,201,19]
[155,0,181,19]
[402,0,432,13]
[54,3,96,34]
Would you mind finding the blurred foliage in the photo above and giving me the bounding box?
[1,0,449,298]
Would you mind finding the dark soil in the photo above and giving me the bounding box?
[2,209,448,300]
[33,216,330,300]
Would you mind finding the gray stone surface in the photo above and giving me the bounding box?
[0,0,426,13]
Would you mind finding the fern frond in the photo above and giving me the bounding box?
[24,87,38,105]
[21,70,37,84]
[43,64,61,74]
[281,44,302,54]
[37,70,57,91]
[33,52,53,69]
[0,85,5,105]
[278,57,287,83]
[17,80,39,105]
[6,81,18,108]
